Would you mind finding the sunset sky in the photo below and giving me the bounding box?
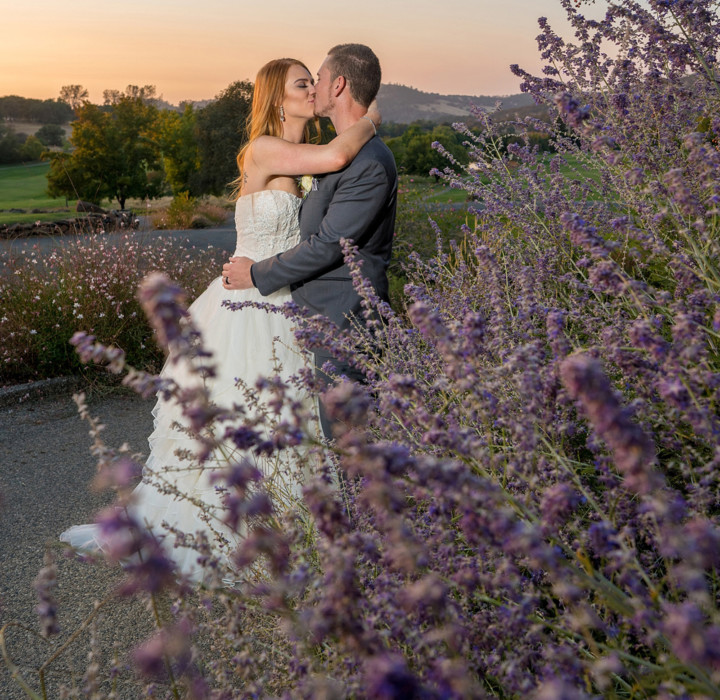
[1,1,604,104]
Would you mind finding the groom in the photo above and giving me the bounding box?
[222,43,398,438]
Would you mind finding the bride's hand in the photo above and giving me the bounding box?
[366,100,381,129]
[223,256,256,290]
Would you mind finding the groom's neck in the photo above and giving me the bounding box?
[331,103,368,135]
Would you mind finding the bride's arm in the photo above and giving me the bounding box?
[250,104,381,177]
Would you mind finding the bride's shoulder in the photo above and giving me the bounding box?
[244,137,280,181]
[251,135,304,161]
[250,135,283,153]
[246,136,284,172]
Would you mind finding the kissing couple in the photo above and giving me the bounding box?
[61,43,398,583]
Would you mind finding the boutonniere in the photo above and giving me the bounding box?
[298,175,319,198]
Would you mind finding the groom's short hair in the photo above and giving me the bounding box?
[327,44,381,108]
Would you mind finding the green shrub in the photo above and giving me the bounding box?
[151,192,230,230]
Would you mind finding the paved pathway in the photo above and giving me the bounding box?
[0,215,239,697]
[0,214,237,259]
[0,386,160,698]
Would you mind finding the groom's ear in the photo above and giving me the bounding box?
[333,75,347,96]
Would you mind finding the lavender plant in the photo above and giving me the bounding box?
[4,1,720,697]
[388,175,472,311]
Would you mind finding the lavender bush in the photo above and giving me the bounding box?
[4,0,720,697]
[388,175,472,310]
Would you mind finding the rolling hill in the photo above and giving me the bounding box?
[377,83,534,124]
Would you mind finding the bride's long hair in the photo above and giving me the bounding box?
[231,58,315,198]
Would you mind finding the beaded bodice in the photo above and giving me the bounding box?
[232,190,302,259]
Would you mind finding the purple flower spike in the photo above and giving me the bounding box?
[137,272,216,377]
[322,380,371,431]
[95,506,145,561]
[133,619,193,680]
[364,655,425,700]
[560,353,660,494]
[554,91,592,131]
[33,551,60,638]
[137,272,189,348]
[119,539,178,595]
[92,455,143,494]
[541,483,580,528]
[663,602,720,668]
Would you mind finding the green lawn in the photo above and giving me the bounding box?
[0,166,468,228]
[422,185,468,204]
[541,152,603,183]
[0,161,77,224]
[400,175,469,204]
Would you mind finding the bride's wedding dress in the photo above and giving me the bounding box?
[60,190,313,583]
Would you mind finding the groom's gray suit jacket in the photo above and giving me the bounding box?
[251,136,398,332]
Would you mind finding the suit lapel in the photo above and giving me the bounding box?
[298,173,333,240]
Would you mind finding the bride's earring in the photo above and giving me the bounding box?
[279,105,285,122]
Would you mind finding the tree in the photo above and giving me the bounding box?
[158,104,200,195]
[44,150,91,200]
[0,124,22,164]
[377,122,408,139]
[194,81,253,195]
[19,134,44,162]
[104,85,159,107]
[34,99,75,124]
[123,85,157,104]
[46,98,163,209]
[386,123,469,178]
[59,84,89,111]
[102,89,123,106]
[0,96,73,123]
[35,124,66,147]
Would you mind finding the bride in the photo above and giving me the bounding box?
[60,58,379,583]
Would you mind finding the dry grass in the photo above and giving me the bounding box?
[150,193,232,230]
[4,121,73,139]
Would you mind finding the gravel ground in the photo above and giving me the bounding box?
[0,217,240,698]
[0,386,162,699]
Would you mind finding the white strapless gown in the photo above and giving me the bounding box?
[60,190,314,582]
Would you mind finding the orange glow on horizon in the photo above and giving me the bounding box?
[2,1,604,104]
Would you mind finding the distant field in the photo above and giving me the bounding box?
[422,183,468,204]
[5,120,72,139]
[0,163,222,226]
[0,165,466,228]
[0,162,78,224]
[402,175,468,204]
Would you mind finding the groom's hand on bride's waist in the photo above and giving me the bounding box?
[222,257,256,290]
